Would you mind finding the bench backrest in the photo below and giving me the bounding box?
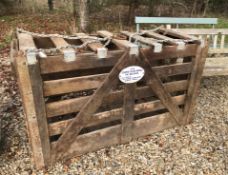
[135,17,218,32]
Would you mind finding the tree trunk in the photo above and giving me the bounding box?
[190,0,197,16]
[128,0,139,26]
[202,0,209,17]
[48,0,54,11]
[79,0,88,32]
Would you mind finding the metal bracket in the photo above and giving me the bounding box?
[153,43,162,53]
[63,49,76,62]
[176,41,186,50]
[26,50,37,65]
[97,48,108,59]
[129,44,139,55]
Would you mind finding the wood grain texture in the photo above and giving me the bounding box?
[14,52,48,169]
[27,59,51,167]
[46,80,188,118]
[48,95,186,136]
[76,33,104,52]
[43,62,191,97]
[139,50,184,125]
[184,43,208,124]
[40,50,124,74]
[141,44,197,60]
[52,51,130,162]
[50,112,177,161]
[17,33,36,51]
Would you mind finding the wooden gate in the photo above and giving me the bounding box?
[12,28,208,169]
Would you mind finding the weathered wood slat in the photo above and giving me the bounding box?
[51,38,70,48]
[43,63,192,96]
[121,31,160,48]
[27,59,51,166]
[46,80,188,118]
[142,44,198,60]
[50,112,177,160]
[184,44,208,124]
[48,95,186,136]
[17,33,36,51]
[97,30,137,49]
[40,44,197,75]
[174,29,219,35]
[213,35,218,49]
[43,73,106,96]
[208,48,228,54]
[142,30,178,45]
[157,28,198,40]
[139,50,184,125]
[203,57,228,76]
[220,35,225,49]
[40,50,124,74]
[14,52,50,169]
[76,33,104,52]
[53,52,130,161]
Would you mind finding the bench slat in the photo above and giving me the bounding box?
[135,17,218,25]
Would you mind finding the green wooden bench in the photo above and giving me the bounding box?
[135,17,218,32]
[135,17,228,77]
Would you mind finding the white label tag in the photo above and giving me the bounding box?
[97,48,108,59]
[63,49,76,62]
[176,41,185,50]
[153,43,162,53]
[26,51,37,65]
[129,44,139,55]
[119,66,145,84]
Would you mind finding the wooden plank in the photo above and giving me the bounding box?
[48,95,186,136]
[40,50,124,74]
[203,57,228,76]
[51,38,69,48]
[213,35,218,49]
[209,48,228,54]
[184,44,208,124]
[46,80,188,118]
[121,31,160,47]
[17,33,36,52]
[43,62,191,97]
[142,44,198,60]
[220,35,225,49]
[14,52,48,169]
[51,112,177,160]
[52,51,130,162]
[43,73,106,96]
[27,59,51,166]
[97,31,138,52]
[76,33,104,52]
[121,54,136,143]
[157,28,198,40]
[139,50,184,125]
[10,39,17,75]
[142,30,178,45]
[135,17,218,25]
[40,44,197,75]
[174,29,219,35]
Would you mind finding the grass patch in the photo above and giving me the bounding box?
[0,34,12,50]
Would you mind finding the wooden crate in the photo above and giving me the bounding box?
[12,28,208,169]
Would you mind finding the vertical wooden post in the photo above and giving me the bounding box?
[15,52,51,169]
[121,83,136,143]
[220,34,225,49]
[27,56,51,167]
[184,43,208,124]
[121,55,136,143]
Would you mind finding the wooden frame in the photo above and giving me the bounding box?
[12,28,208,169]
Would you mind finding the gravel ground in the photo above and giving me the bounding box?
[0,51,227,175]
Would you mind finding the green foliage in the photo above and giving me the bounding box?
[0,34,12,49]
